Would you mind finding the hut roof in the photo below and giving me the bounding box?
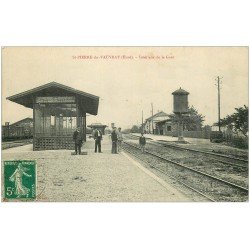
[87,123,107,128]
[7,82,99,115]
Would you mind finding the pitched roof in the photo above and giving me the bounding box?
[7,81,99,115]
[155,119,171,124]
[145,111,168,121]
[11,117,33,127]
[2,117,33,127]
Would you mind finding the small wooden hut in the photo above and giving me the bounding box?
[87,123,107,135]
[7,82,99,150]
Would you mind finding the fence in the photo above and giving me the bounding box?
[183,130,211,139]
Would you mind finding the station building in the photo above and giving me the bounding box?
[7,82,99,150]
[155,119,175,135]
[144,111,170,134]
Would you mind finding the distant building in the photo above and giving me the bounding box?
[2,117,33,139]
[211,124,227,132]
[155,119,212,138]
[144,111,170,134]
[87,123,107,135]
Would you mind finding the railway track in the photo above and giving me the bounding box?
[122,141,248,202]
[2,139,33,150]
[148,140,248,169]
[128,134,248,168]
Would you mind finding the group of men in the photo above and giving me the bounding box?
[72,126,123,155]
[92,126,123,154]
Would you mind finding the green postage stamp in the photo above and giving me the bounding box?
[3,161,36,200]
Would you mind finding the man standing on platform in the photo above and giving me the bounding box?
[94,128,102,153]
[111,127,118,154]
[117,127,123,153]
[73,127,83,155]
[139,133,146,153]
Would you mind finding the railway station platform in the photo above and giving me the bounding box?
[132,133,248,157]
[2,135,190,202]
[132,133,209,144]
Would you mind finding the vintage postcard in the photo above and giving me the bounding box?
[1,46,248,202]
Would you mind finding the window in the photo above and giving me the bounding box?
[51,115,55,126]
[35,103,78,135]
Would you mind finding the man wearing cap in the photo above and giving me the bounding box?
[111,127,118,154]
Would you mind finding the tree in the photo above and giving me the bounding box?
[169,106,205,131]
[220,105,248,137]
[130,125,141,133]
[122,128,132,134]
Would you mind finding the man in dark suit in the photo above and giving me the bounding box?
[73,127,83,155]
[139,133,146,153]
[111,127,118,154]
[94,128,102,153]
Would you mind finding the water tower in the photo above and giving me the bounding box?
[172,87,189,142]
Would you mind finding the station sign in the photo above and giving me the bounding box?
[36,96,75,104]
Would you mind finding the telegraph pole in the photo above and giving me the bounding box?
[215,76,222,132]
[151,103,154,134]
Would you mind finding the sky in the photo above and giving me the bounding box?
[2,47,248,129]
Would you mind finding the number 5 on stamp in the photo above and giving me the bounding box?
[3,161,36,200]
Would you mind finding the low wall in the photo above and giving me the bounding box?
[163,130,211,139]
[183,130,211,139]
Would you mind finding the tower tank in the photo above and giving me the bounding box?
[172,87,189,114]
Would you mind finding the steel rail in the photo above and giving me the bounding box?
[2,139,33,144]
[123,141,249,193]
[147,141,247,169]
[122,145,216,202]
[129,134,248,163]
